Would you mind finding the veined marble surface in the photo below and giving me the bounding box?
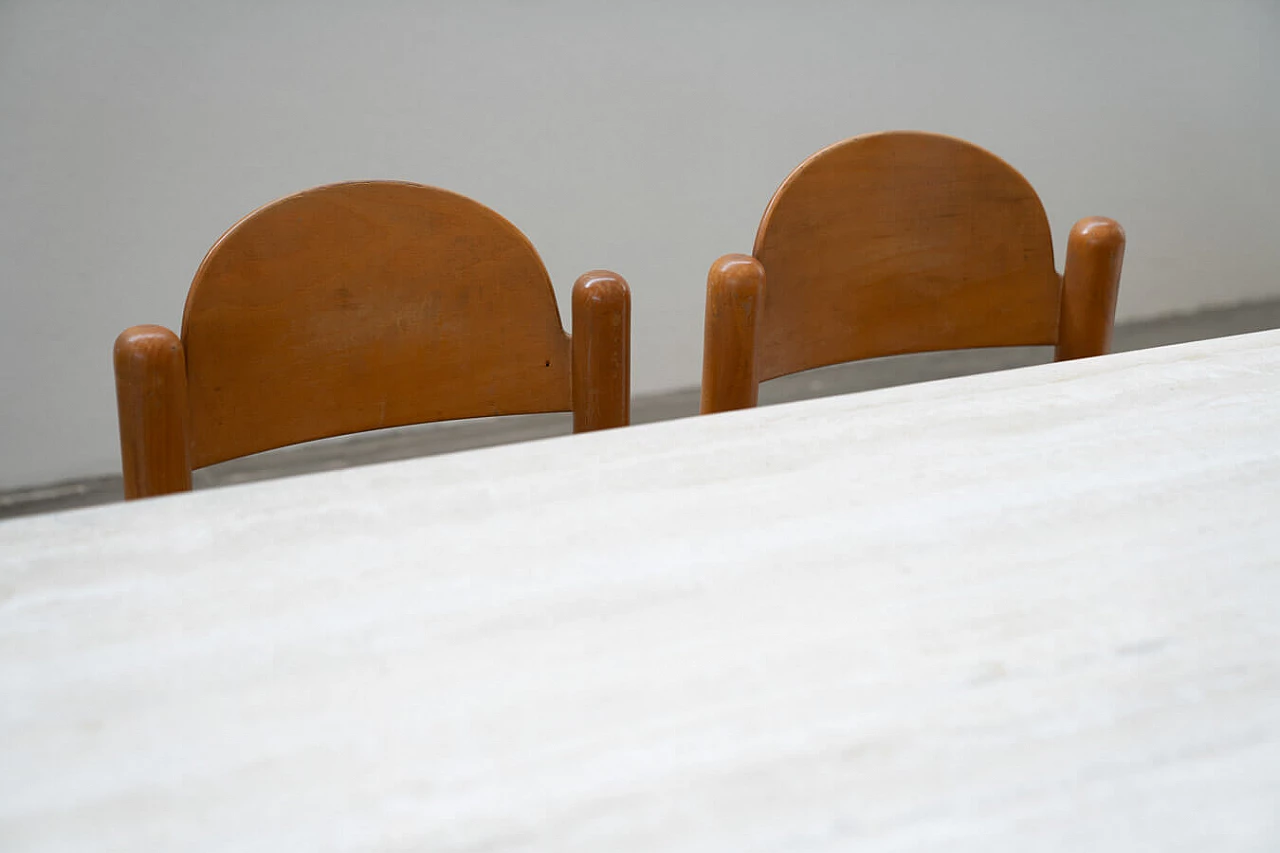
[3,331,1280,851]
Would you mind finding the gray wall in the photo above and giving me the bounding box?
[2,0,1279,490]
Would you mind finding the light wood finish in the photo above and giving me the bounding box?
[702,131,1125,413]
[571,271,632,432]
[114,181,630,499]
[701,254,765,414]
[112,325,192,499]
[181,183,573,468]
[6,330,1280,851]
[1057,216,1127,361]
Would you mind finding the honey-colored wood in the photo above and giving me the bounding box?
[752,132,1062,381]
[181,182,574,469]
[700,254,765,414]
[571,271,631,432]
[702,131,1125,412]
[1056,217,1126,361]
[115,181,630,499]
[113,325,192,499]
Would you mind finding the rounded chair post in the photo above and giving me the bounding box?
[701,254,765,414]
[1056,217,1126,361]
[113,325,193,499]
[571,271,631,432]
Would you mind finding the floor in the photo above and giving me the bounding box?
[4,298,1280,520]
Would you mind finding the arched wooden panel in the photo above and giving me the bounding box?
[181,182,571,468]
[752,131,1061,381]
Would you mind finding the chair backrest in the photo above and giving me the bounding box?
[181,181,574,467]
[701,131,1124,412]
[115,181,629,498]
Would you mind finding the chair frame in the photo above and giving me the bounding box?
[701,131,1125,413]
[115,181,630,499]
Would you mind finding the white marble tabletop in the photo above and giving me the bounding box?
[3,330,1280,852]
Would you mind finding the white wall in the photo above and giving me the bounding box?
[2,0,1278,490]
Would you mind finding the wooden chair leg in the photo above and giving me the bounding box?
[701,254,765,414]
[1056,217,1125,361]
[571,271,630,432]
[114,325,193,499]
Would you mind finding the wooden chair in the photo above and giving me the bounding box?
[114,181,630,500]
[701,131,1125,413]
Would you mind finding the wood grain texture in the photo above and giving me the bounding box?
[571,271,631,432]
[10,331,1280,852]
[113,325,192,498]
[114,181,630,498]
[703,132,1125,412]
[182,182,573,468]
[753,131,1062,380]
[700,254,765,414]
[1057,216,1126,360]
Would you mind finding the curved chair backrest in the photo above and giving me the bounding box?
[115,181,630,499]
[701,131,1125,413]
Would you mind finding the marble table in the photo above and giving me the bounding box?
[3,330,1280,851]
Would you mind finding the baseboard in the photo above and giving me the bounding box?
[4,297,1279,520]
